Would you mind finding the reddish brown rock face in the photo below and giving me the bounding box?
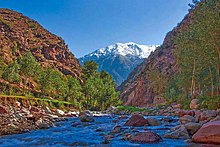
[130,131,162,143]
[124,114,148,127]
[0,9,82,82]
[0,105,7,114]
[192,121,220,145]
[119,10,193,107]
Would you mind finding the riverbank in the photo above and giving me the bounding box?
[107,104,220,145]
[1,100,220,146]
[0,100,78,136]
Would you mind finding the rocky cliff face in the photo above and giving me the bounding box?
[119,12,193,107]
[0,9,82,82]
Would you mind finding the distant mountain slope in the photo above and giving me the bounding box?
[0,8,82,82]
[78,42,158,85]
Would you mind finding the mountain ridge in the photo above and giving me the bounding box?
[78,42,158,85]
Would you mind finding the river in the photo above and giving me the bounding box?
[0,115,199,147]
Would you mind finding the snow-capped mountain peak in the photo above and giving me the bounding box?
[78,42,159,85]
[86,42,158,59]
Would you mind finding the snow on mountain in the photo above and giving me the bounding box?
[78,42,159,85]
[85,42,158,59]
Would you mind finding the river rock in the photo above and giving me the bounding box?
[164,125,190,139]
[178,110,195,117]
[118,115,128,120]
[179,115,195,124]
[172,103,181,109]
[200,110,217,121]
[130,131,162,143]
[190,99,199,109]
[121,133,132,141]
[30,106,40,112]
[185,122,202,136]
[146,118,161,126]
[80,115,94,122]
[192,121,220,144]
[210,116,220,122]
[194,110,202,122]
[124,114,148,126]
[0,105,7,114]
[162,116,174,123]
[57,109,65,116]
[111,125,122,133]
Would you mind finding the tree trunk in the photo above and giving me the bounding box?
[216,64,220,96]
[209,66,214,97]
[191,60,196,99]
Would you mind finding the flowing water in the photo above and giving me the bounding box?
[0,115,199,147]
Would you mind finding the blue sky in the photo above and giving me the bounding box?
[1,0,191,58]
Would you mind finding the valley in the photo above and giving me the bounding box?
[0,0,220,146]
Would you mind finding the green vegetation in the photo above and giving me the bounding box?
[2,60,21,83]
[116,106,151,113]
[82,61,121,110]
[0,18,12,29]
[0,51,121,110]
[0,95,72,109]
[145,0,220,109]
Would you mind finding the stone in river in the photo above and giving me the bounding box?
[124,114,148,127]
[130,131,162,143]
[192,121,220,145]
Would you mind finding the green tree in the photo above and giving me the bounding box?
[99,70,120,110]
[173,0,220,99]
[66,76,83,105]
[0,57,6,77]
[2,60,21,83]
[39,67,69,100]
[82,61,98,81]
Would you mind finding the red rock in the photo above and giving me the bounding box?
[118,115,128,120]
[192,121,220,145]
[0,105,7,114]
[178,110,195,117]
[130,131,162,143]
[124,114,148,126]
[172,103,181,109]
[30,106,40,112]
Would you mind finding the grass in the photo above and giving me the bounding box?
[198,96,220,110]
[0,94,72,107]
[116,105,152,113]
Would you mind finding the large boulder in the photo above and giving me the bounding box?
[192,121,220,144]
[124,114,148,127]
[130,132,162,143]
[146,118,161,126]
[185,122,202,136]
[0,105,7,114]
[190,99,199,109]
[164,125,190,139]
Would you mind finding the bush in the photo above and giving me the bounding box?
[198,96,220,110]
[116,106,151,113]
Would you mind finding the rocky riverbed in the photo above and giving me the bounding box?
[0,108,220,146]
[0,101,220,146]
[0,102,77,136]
